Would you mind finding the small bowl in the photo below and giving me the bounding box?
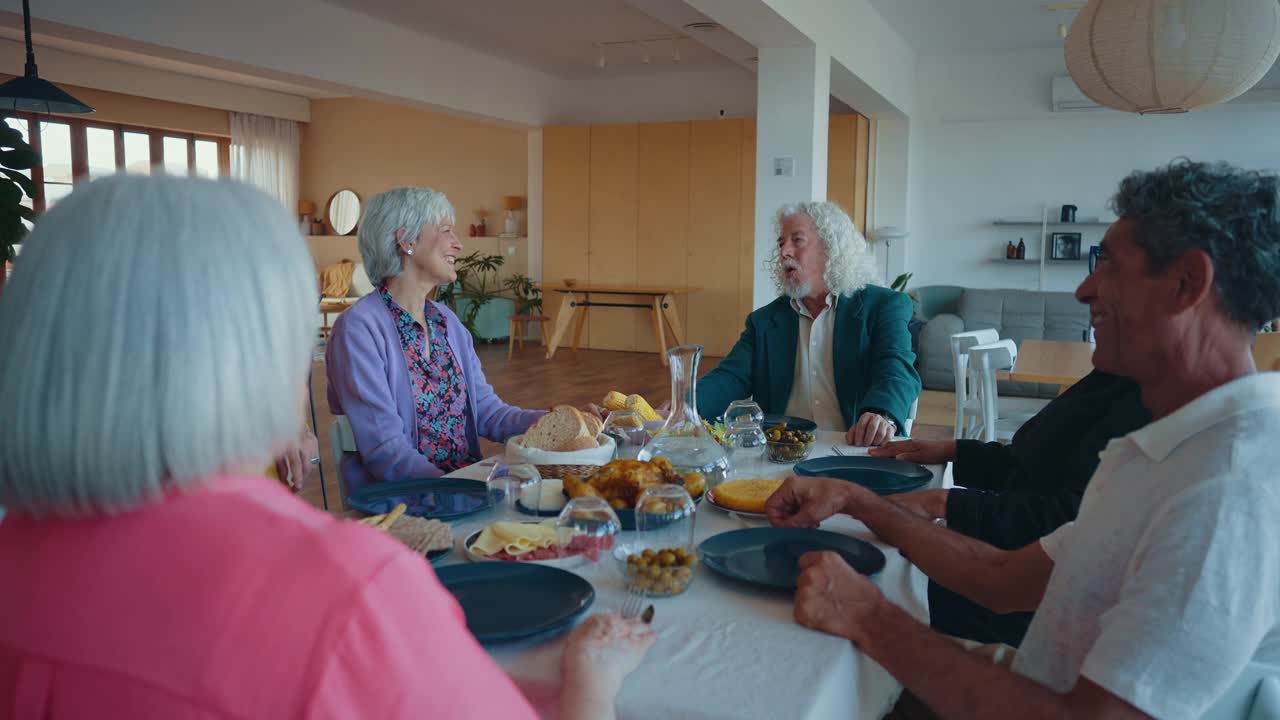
[766,439,812,464]
[614,543,698,597]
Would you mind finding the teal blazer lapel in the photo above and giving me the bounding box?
[766,304,798,413]
[832,291,866,427]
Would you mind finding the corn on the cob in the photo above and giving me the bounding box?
[602,391,629,412]
[625,394,662,422]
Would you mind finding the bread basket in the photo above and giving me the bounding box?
[504,433,616,466]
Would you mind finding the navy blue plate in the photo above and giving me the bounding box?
[699,527,885,590]
[427,547,451,565]
[793,456,932,495]
[348,478,492,520]
[761,414,818,434]
[435,563,595,643]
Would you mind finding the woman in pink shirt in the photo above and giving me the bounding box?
[0,175,653,720]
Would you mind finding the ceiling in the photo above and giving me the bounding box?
[321,0,747,79]
[0,28,346,99]
[868,0,1280,88]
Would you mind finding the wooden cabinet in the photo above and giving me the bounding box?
[542,115,867,357]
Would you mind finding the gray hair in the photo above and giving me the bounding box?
[358,187,456,286]
[0,175,317,514]
[766,201,877,297]
[1112,159,1280,330]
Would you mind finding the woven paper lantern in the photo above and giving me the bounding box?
[1065,0,1280,113]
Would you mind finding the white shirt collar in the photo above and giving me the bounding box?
[1125,372,1280,462]
[789,293,838,320]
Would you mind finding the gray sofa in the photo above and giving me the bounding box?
[909,285,1090,399]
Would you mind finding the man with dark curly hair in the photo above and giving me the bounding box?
[768,159,1280,719]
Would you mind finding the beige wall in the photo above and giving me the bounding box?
[300,97,530,279]
[0,74,229,136]
[542,116,868,357]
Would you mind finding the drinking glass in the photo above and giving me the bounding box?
[602,409,649,460]
[618,484,698,597]
[485,461,542,522]
[555,496,621,564]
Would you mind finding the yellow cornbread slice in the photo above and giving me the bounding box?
[712,478,784,513]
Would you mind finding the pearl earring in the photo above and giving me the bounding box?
[406,249,414,256]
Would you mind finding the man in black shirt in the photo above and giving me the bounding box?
[868,370,1151,646]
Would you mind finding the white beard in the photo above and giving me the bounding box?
[783,278,812,299]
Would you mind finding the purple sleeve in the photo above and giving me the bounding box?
[446,315,545,442]
[326,313,445,481]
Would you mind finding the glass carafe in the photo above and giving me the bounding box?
[638,344,729,491]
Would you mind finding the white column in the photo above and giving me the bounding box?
[526,129,543,282]
[753,46,830,310]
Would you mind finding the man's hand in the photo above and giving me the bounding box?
[766,475,862,528]
[794,551,885,644]
[886,488,949,521]
[869,439,957,465]
[274,429,319,492]
[847,412,895,447]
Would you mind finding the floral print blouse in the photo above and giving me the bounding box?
[377,284,475,473]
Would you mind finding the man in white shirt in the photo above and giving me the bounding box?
[767,159,1280,718]
[696,201,921,446]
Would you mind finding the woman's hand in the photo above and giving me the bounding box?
[560,613,657,719]
[273,429,319,492]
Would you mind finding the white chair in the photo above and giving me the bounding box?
[902,397,920,438]
[328,415,357,511]
[950,329,999,439]
[967,339,1024,442]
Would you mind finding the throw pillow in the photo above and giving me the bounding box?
[319,259,355,298]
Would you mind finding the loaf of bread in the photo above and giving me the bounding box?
[523,405,602,452]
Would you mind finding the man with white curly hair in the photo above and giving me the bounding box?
[697,201,921,446]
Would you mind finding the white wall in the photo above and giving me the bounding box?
[907,48,1280,294]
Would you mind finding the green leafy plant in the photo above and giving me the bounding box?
[0,116,37,269]
[890,272,913,292]
[503,272,542,316]
[437,251,506,339]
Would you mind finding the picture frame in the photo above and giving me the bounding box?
[1050,232,1083,260]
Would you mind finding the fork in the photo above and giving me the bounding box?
[620,584,646,620]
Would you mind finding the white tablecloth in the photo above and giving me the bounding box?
[441,431,941,720]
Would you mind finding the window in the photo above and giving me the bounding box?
[5,112,229,212]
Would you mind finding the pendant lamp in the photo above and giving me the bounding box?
[0,0,93,114]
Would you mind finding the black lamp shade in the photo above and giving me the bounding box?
[0,75,93,114]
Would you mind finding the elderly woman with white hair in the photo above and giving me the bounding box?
[697,201,921,446]
[326,187,571,493]
[0,176,652,718]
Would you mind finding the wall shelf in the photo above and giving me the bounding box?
[992,219,1112,227]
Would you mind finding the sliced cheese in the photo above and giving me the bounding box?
[470,521,565,557]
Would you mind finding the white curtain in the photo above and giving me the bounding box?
[230,112,300,214]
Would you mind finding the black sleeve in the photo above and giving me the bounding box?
[951,439,1017,491]
[944,486,1084,550]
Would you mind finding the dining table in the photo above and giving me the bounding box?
[539,283,701,365]
[996,338,1095,387]
[436,430,944,720]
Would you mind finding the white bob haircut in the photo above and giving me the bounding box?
[767,200,877,296]
[358,187,456,285]
[0,175,317,515]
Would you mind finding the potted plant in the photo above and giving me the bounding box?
[0,116,37,296]
[503,273,542,316]
[437,250,507,340]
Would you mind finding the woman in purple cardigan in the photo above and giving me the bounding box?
[326,187,546,493]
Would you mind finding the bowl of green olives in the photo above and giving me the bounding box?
[764,423,816,464]
[616,545,698,597]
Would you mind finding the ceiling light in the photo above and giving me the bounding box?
[0,0,94,113]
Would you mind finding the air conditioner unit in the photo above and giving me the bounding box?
[1052,75,1103,112]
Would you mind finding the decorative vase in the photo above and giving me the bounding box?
[503,210,520,237]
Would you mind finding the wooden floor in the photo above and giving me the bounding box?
[299,342,953,513]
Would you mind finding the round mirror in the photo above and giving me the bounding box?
[328,189,361,236]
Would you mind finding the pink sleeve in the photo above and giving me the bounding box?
[305,553,539,720]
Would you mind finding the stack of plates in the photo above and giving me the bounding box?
[435,563,595,643]
[792,456,931,495]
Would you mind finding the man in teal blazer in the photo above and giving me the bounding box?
[697,201,921,446]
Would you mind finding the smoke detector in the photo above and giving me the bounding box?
[682,22,720,33]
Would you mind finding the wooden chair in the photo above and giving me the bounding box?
[508,314,550,358]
